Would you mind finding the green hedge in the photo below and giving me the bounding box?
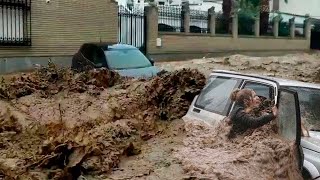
[238,11,255,35]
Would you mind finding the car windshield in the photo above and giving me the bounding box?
[104,49,151,70]
[287,86,320,132]
[195,76,242,116]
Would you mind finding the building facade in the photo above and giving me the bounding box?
[272,0,320,18]
[0,0,118,73]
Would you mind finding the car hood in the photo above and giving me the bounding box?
[114,66,160,78]
[302,131,320,153]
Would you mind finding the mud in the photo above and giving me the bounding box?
[175,119,302,180]
[0,61,121,99]
[0,65,205,179]
[157,53,320,83]
[145,69,206,121]
[0,53,319,179]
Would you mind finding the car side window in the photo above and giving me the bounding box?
[195,76,242,116]
[92,49,105,66]
[81,45,105,66]
[243,81,274,100]
[81,44,93,61]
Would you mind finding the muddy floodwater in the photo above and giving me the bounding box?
[0,53,319,179]
[157,53,320,83]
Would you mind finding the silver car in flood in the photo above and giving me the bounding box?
[183,70,320,180]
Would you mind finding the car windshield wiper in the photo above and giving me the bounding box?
[113,67,127,70]
[114,65,151,70]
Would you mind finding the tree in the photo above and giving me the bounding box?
[228,0,289,35]
[260,0,270,34]
[222,0,232,33]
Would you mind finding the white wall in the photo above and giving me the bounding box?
[279,0,320,17]
[190,2,222,11]
[169,0,222,11]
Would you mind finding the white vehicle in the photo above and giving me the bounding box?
[183,70,320,180]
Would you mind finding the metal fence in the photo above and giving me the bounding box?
[0,0,31,46]
[118,5,146,53]
[238,11,256,36]
[158,5,183,32]
[295,23,305,37]
[272,12,307,37]
[216,12,231,34]
[190,9,209,33]
[279,19,290,37]
[311,23,320,49]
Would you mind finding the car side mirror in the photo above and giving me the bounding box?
[148,58,154,66]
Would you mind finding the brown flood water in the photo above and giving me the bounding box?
[1,53,317,179]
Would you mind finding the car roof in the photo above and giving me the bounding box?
[212,70,320,90]
[81,42,137,50]
[107,43,138,50]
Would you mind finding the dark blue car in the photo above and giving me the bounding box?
[71,43,160,78]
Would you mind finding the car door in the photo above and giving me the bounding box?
[277,88,303,170]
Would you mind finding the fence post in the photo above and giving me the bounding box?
[254,14,260,37]
[208,6,216,36]
[273,15,280,38]
[231,13,238,38]
[304,15,312,40]
[182,2,190,33]
[289,17,295,39]
[145,4,158,53]
[231,1,239,38]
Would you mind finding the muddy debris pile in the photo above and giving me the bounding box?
[0,108,22,134]
[0,61,121,99]
[175,97,303,180]
[175,119,302,180]
[0,67,206,179]
[0,102,147,179]
[314,67,320,83]
[145,68,206,120]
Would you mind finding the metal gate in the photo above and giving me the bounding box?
[118,6,147,54]
[311,30,320,50]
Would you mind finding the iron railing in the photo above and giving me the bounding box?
[0,0,31,46]
[279,20,290,37]
[189,9,209,33]
[158,5,183,32]
[238,12,256,36]
[216,12,231,34]
[118,5,146,54]
[295,23,305,37]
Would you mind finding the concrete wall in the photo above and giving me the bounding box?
[145,6,311,60]
[150,33,310,55]
[0,0,118,58]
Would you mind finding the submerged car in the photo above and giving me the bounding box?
[183,70,320,180]
[71,43,160,78]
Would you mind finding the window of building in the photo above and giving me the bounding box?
[0,0,31,46]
